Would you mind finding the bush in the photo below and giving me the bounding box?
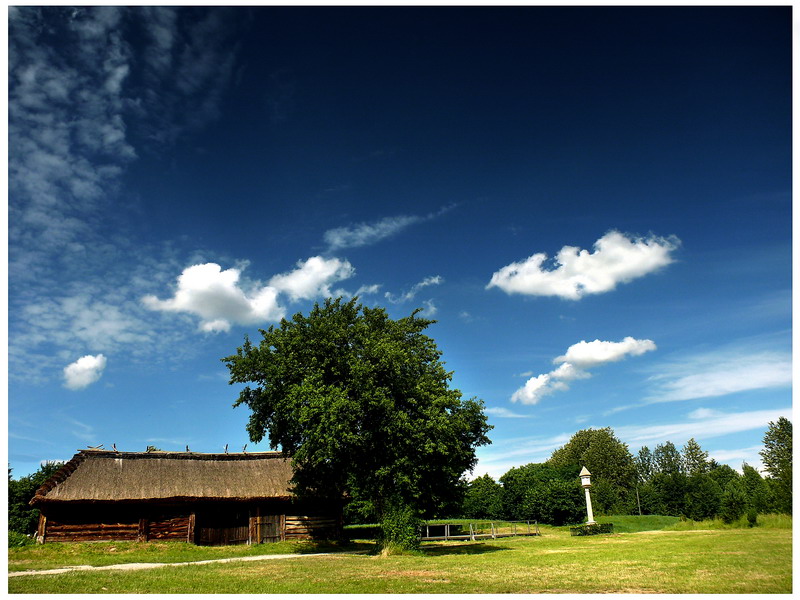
[379,503,421,551]
[746,509,758,528]
[570,523,614,536]
[9,531,35,548]
[720,480,748,523]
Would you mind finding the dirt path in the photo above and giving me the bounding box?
[9,550,363,578]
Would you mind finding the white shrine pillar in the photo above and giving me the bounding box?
[579,466,597,525]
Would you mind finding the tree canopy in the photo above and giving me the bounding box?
[548,427,637,513]
[760,417,792,513]
[223,298,492,528]
[9,462,64,534]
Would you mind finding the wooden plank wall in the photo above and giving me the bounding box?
[284,515,337,540]
[45,520,139,542]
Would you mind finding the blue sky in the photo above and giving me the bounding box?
[8,6,792,480]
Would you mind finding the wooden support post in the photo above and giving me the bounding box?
[445,524,449,540]
[187,513,195,544]
[138,518,148,543]
[37,514,46,544]
[491,523,496,539]
[426,525,429,539]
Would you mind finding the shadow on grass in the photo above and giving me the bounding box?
[421,543,512,556]
[286,540,375,554]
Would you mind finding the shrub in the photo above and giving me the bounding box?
[379,503,421,551]
[9,531,35,548]
[746,509,758,528]
[720,480,748,523]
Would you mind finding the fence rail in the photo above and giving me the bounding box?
[419,521,540,541]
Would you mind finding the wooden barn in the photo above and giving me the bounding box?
[30,449,340,545]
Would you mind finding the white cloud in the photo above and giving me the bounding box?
[485,407,532,418]
[646,350,792,403]
[323,205,456,251]
[269,256,355,301]
[324,215,422,251]
[63,354,107,390]
[142,257,356,332]
[385,276,443,304]
[142,263,285,332]
[555,337,657,369]
[419,299,438,317]
[511,336,656,405]
[615,407,791,446]
[487,230,679,299]
[470,432,573,480]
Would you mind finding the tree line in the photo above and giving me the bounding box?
[461,418,792,526]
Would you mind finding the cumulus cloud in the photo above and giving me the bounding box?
[63,354,107,390]
[511,337,656,405]
[487,230,679,299]
[269,256,355,301]
[143,257,356,332]
[323,205,456,252]
[555,337,657,369]
[142,263,285,332]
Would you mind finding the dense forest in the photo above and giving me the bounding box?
[460,418,792,525]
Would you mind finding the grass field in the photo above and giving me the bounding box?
[9,516,792,594]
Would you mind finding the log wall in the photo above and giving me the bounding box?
[45,519,139,542]
[147,515,191,541]
[284,515,338,540]
[39,503,339,544]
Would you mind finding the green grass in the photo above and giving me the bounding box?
[664,512,793,531]
[595,514,680,533]
[8,518,792,594]
[8,539,367,572]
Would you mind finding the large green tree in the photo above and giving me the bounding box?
[461,474,503,520]
[499,463,583,525]
[682,438,710,476]
[548,427,637,514]
[8,462,64,535]
[223,298,492,545]
[759,417,792,514]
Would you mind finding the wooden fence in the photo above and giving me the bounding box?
[420,521,540,541]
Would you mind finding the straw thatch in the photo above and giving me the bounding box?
[32,450,295,504]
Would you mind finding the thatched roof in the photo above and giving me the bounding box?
[32,450,295,504]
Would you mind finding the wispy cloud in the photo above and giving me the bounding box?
[511,337,656,405]
[615,407,791,447]
[485,407,532,418]
[385,276,443,304]
[487,230,679,300]
[323,205,456,252]
[64,417,97,444]
[645,349,791,404]
[9,7,245,382]
[471,432,573,479]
